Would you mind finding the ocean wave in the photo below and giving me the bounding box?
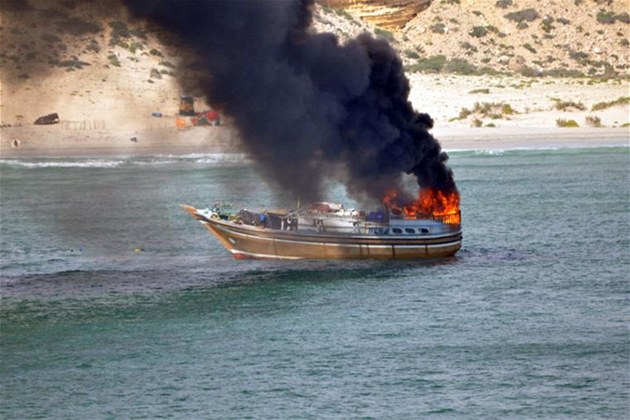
[446,144,628,158]
[473,149,505,156]
[193,154,250,164]
[166,153,249,164]
[0,153,250,169]
[128,153,250,165]
[0,159,126,168]
[447,144,627,154]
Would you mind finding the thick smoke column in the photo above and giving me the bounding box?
[126,0,456,206]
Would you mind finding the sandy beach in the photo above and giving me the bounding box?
[0,125,242,158]
[433,127,629,151]
[1,125,627,159]
[1,74,628,158]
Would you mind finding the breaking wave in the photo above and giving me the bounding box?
[0,159,126,168]
[0,153,250,169]
[172,153,249,164]
[473,149,505,156]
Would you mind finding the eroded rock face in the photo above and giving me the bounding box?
[317,0,433,29]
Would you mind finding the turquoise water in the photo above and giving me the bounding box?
[1,147,629,418]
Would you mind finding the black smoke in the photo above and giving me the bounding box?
[125,0,456,206]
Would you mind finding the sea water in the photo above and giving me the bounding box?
[1,147,628,418]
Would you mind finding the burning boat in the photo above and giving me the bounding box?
[133,1,462,260]
[131,1,462,259]
[182,191,461,260]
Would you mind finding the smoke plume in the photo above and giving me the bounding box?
[125,0,456,206]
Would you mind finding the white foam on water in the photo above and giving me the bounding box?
[0,159,126,168]
[0,153,251,168]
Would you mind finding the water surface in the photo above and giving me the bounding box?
[1,147,628,418]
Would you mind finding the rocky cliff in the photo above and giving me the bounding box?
[317,0,432,29]
[316,0,629,77]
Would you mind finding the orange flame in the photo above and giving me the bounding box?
[383,188,461,225]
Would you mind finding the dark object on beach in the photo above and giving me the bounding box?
[34,113,60,125]
[179,96,195,116]
[151,112,162,117]
[130,137,138,142]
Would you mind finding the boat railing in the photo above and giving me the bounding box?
[432,211,462,226]
[296,211,362,220]
[390,210,461,226]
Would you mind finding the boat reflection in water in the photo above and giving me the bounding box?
[182,202,462,260]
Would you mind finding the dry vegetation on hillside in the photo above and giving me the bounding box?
[398,0,629,78]
[0,1,180,84]
[313,0,630,79]
[2,0,628,84]
[315,0,629,78]
[0,0,187,126]
[0,0,627,130]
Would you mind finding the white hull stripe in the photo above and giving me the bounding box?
[230,249,304,260]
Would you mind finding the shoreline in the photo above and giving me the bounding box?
[434,126,629,151]
[1,126,627,159]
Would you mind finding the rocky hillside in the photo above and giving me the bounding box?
[316,0,629,77]
[398,0,629,77]
[0,0,628,126]
[318,0,432,30]
[0,1,184,126]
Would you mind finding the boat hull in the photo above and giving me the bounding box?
[186,206,462,260]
